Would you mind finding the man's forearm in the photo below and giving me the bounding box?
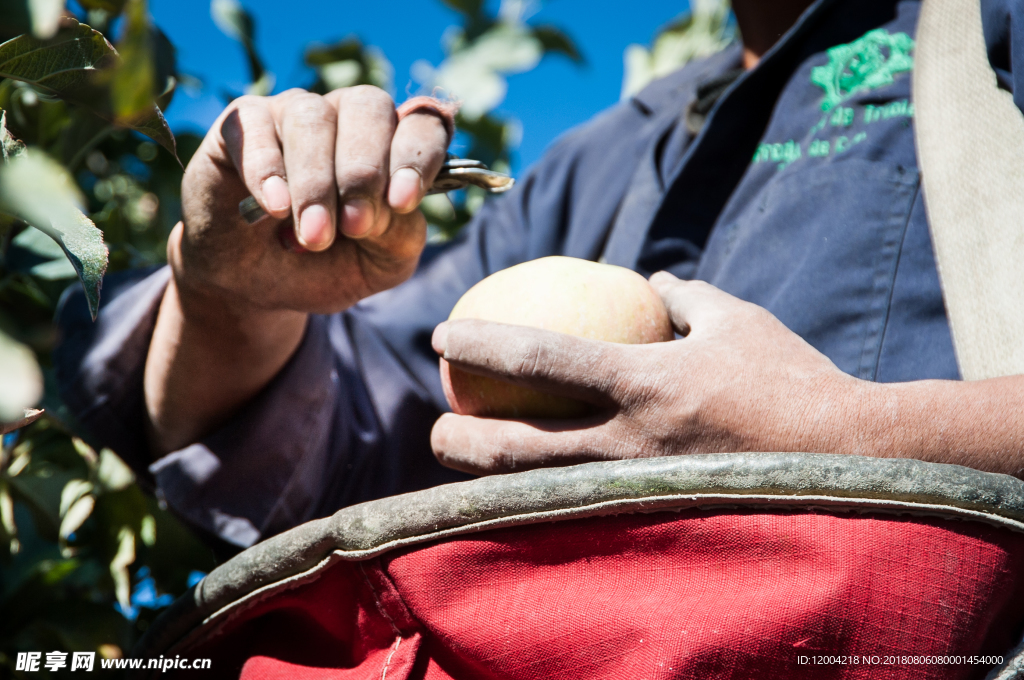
[849,376,1024,479]
[144,264,308,455]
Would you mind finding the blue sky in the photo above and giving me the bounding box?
[151,0,692,171]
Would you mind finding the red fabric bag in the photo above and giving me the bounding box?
[131,454,1024,679]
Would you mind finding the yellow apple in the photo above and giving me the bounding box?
[440,256,675,418]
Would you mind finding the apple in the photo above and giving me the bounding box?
[440,256,675,418]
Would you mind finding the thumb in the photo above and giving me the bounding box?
[166,221,185,271]
[648,272,738,337]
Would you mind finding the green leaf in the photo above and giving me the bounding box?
[77,0,127,12]
[0,150,108,318]
[71,437,99,467]
[0,480,18,554]
[95,448,134,492]
[304,37,364,66]
[425,24,542,119]
[58,493,94,541]
[455,111,511,161]
[58,479,92,517]
[246,70,275,96]
[1,109,27,161]
[0,21,116,98]
[318,61,360,90]
[210,0,253,43]
[155,74,176,110]
[29,257,78,279]
[12,225,79,278]
[439,0,484,18]
[152,25,177,109]
[305,38,393,93]
[54,107,110,167]
[139,514,155,546]
[6,460,76,541]
[620,0,734,99]
[0,20,179,161]
[7,440,32,476]
[0,329,43,422]
[469,24,543,73]
[211,0,269,87]
[109,525,134,610]
[532,25,585,64]
[111,0,155,120]
[13,223,64,258]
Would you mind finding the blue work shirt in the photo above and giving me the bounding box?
[55,0,1024,549]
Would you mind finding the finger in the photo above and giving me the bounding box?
[326,86,396,239]
[165,220,184,272]
[433,320,620,405]
[431,412,619,475]
[218,97,291,220]
[352,209,428,290]
[272,90,339,252]
[648,272,741,337]
[387,111,449,214]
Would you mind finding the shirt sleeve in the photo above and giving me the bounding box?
[54,267,341,548]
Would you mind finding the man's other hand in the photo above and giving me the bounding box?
[175,85,449,315]
[430,272,861,474]
[145,86,449,454]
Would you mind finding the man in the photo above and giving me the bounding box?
[56,0,1024,551]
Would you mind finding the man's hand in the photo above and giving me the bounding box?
[431,271,1024,478]
[175,85,449,314]
[145,86,449,453]
[430,272,858,473]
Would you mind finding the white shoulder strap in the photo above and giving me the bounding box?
[913,0,1024,380]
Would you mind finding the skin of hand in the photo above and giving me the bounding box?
[145,86,449,453]
[430,271,1024,479]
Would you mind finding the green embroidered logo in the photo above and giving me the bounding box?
[810,29,915,112]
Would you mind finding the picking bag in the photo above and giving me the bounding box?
[132,453,1024,679]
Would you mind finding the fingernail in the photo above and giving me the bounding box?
[341,199,374,237]
[432,321,449,355]
[262,176,290,213]
[298,204,332,251]
[389,168,422,212]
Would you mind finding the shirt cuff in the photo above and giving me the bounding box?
[55,266,171,486]
[56,266,340,549]
[149,313,339,548]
